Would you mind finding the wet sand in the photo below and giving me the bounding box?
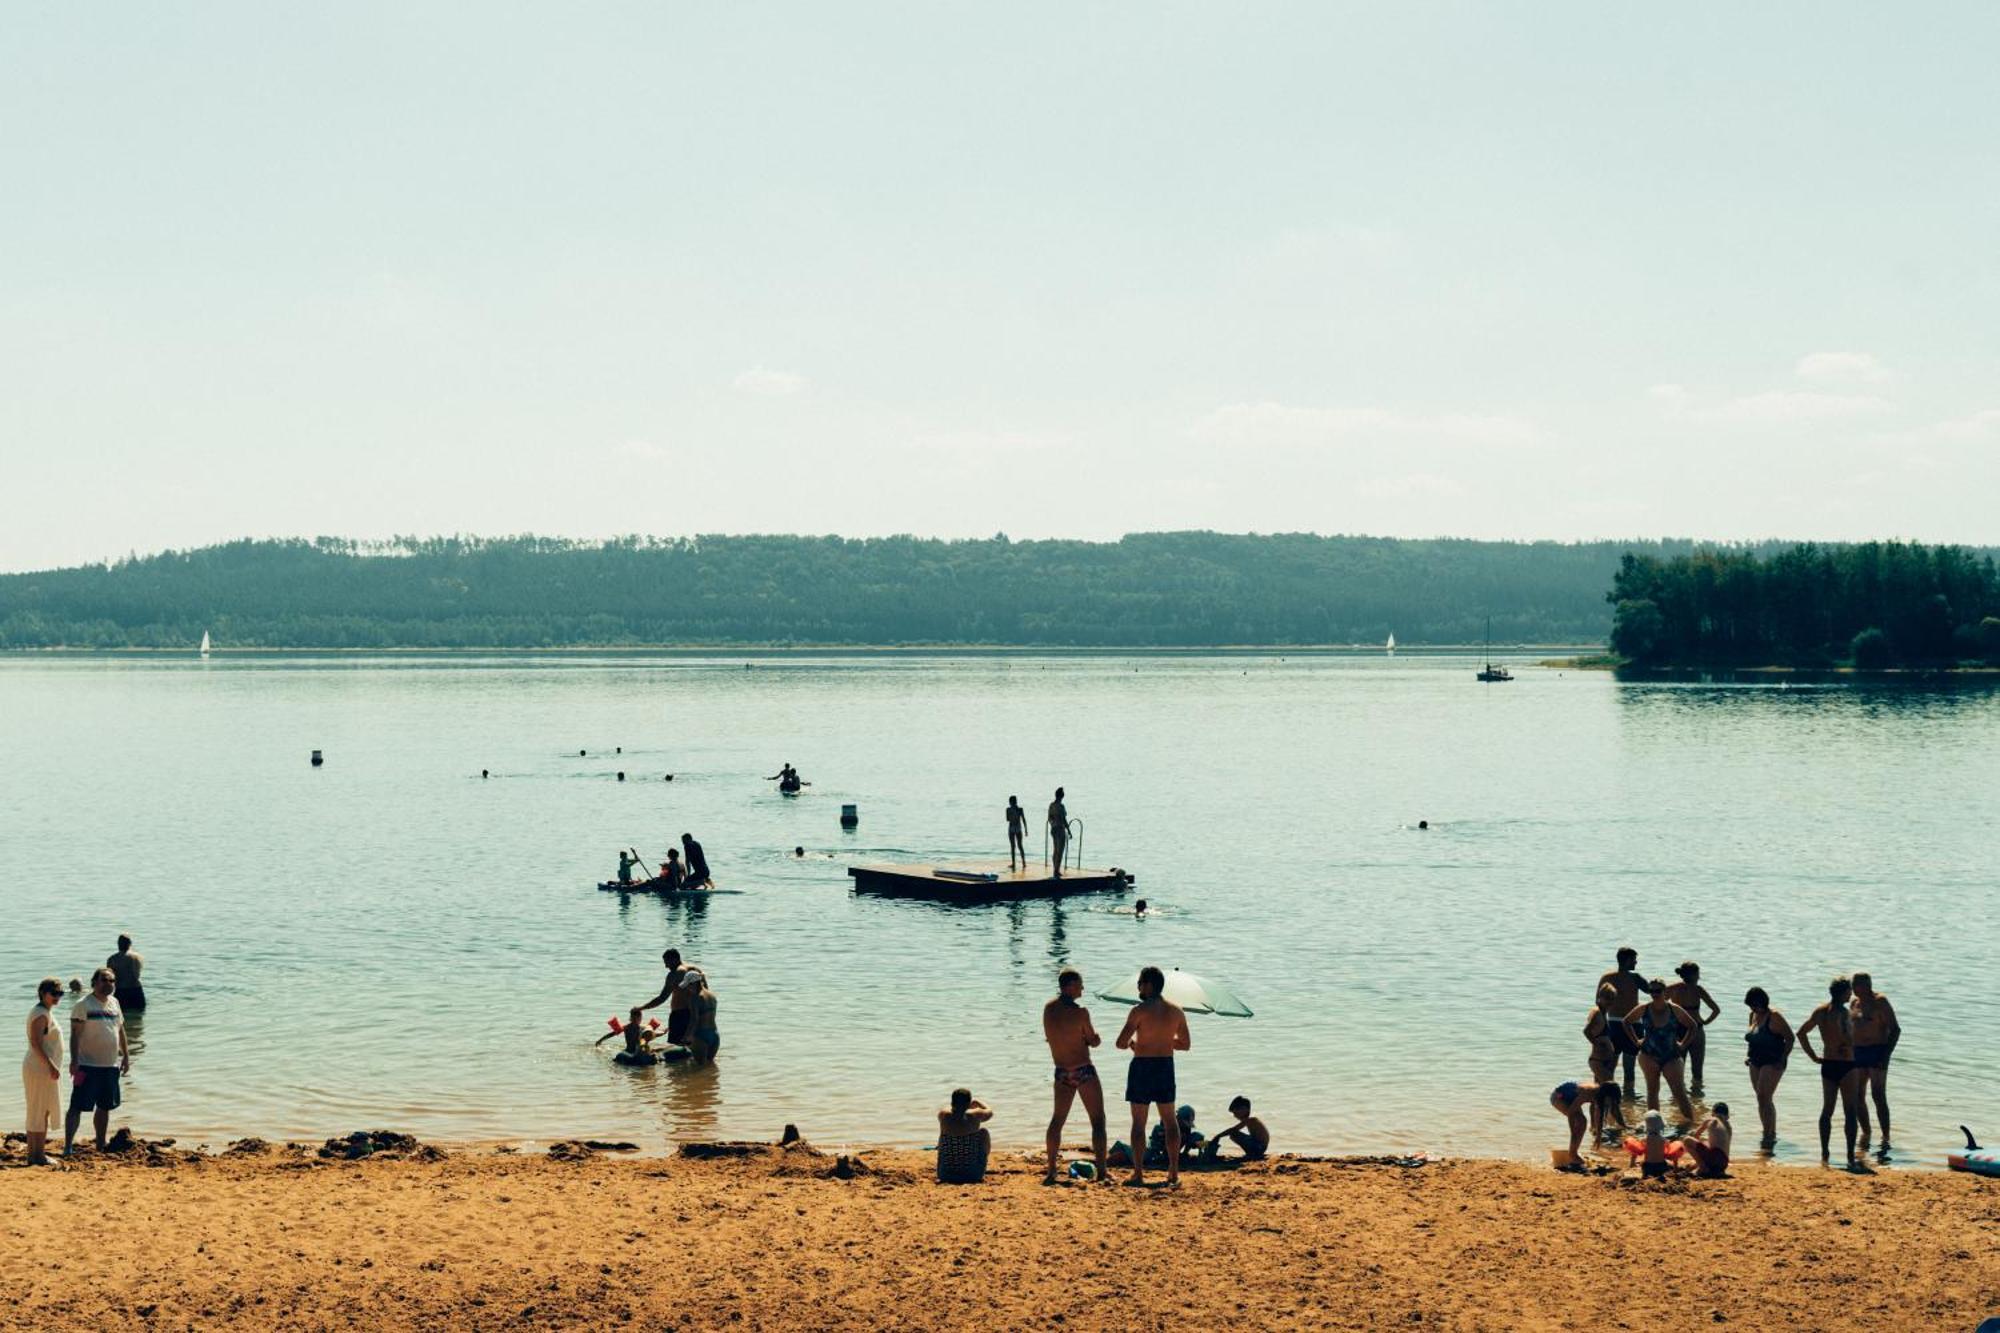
[2,1139,1995,1330]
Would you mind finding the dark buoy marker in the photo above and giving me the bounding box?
[310,749,324,768]
[840,803,859,829]
[617,771,626,782]
[482,769,490,779]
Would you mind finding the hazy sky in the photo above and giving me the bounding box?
[4,3,1997,571]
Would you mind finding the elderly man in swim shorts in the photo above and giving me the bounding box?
[1043,968,1107,1184]
[1115,965,1191,1188]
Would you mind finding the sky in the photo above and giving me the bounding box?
[3,3,1997,571]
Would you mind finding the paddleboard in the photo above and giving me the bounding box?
[1947,1147,2000,1177]
[596,881,739,895]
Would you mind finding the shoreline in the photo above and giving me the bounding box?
[3,1138,1992,1329]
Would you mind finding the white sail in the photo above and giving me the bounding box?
[199,630,211,656]
[1385,632,1395,653]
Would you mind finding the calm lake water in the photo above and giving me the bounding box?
[3,653,1994,1166]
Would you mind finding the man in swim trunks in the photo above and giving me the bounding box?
[106,934,145,1013]
[1850,972,1900,1150]
[637,949,703,1048]
[1042,968,1107,1184]
[1796,975,1864,1167]
[1047,788,1069,879]
[1596,946,1646,1095]
[1115,965,1190,1187]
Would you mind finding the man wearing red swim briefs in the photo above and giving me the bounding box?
[1043,968,1107,1184]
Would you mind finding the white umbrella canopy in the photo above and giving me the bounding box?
[1097,967,1253,1017]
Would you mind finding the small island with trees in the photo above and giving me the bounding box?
[1608,542,2000,670]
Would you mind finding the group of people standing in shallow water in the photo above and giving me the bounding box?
[1554,946,1901,1173]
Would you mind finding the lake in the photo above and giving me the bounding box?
[3,652,1993,1166]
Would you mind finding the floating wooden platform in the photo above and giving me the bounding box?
[848,860,1133,902]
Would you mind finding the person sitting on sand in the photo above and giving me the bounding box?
[1110,1104,1202,1169]
[1550,1078,1624,1165]
[1742,987,1793,1151]
[1201,1096,1270,1163]
[1664,961,1721,1090]
[1635,1109,1673,1179]
[936,1088,993,1184]
[1622,979,1696,1125]
[1797,976,1864,1167]
[1679,1103,1732,1178]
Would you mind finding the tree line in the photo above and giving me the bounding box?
[1609,542,2000,668]
[3,532,1713,649]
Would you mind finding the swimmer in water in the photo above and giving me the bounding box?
[1796,976,1864,1167]
[1549,1078,1623,1163]
[794,846,805,858]
[1665,961,1721,1089]
[1133,899,1149,919]
[1622,978,1696,1125]
[1417,819,1428,830]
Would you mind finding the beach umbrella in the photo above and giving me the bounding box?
[1097,967,1253,1017]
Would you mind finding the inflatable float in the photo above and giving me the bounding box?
[1949,1126,2000,1177]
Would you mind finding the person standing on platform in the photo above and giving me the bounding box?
[1047,788,1070,880]
[1006,796,1028,871]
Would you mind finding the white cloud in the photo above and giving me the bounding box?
[732,367,808,397]
[1930,408,2000,442]
[1795,351,1897,385]
[1195,402,1538,447]
[1692,391,1892,424]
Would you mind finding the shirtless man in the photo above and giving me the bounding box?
[637,949,704,1049]
[1006,796,1028,870]
[1042,969,1107,1183]
[1596,947,1646,1095]
[1850,972,1901,1150]
[1115,965,1191,1187]
[1047,788,1069,879]
[1796,976,1864,1167]
[106,935,145,1013]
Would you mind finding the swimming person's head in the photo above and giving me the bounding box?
[1617,946,1638,969]
[950,1088,972,1115]
[1229,1095,1251,1117]
[1134,899,1149,914]
[1137,965,1165,999]
[663,949,682,968]
[1676,961,1700,982]
[1829,975,1852,1004]
[1058,968,1083,999]
[1852,972,1875,998]
[117,934,132,952]
[1744,986,1770,1012]
[67,978,82,995]
[1417,820,1428,829]
[794,846,805,857]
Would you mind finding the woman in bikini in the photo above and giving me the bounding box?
[1665,961,1722,1089]
[1742,986,1794,1151]
[1583,983,1620,1086]
[1549,1077,1624,1165]
[1622,979,1696,1126]
[1795,976,1864,1167]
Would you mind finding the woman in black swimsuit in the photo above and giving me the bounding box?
[1742,987,1794,1151]
[1795,976,1863,1167]
[1622,979,1696,1126]
[1583,984,1620,1086]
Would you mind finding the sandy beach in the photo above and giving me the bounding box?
[4,1135,1995,1330]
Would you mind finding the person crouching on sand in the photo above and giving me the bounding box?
[1550,1078,1623,1166]
[1201,1095,1269,1163]
[936,1088,993,1184]
[1115,965,1191,1188]
[1679,1103,1732,1178]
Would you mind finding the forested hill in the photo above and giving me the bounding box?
[3,533,1744,649]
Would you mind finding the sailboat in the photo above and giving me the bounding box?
[1476,618,1511,683]
[199,630,211,658]
[1385,632,1396,654]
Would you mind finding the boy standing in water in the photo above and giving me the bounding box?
[1042,968,1107,1183]
[1115,965,1190,1187]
